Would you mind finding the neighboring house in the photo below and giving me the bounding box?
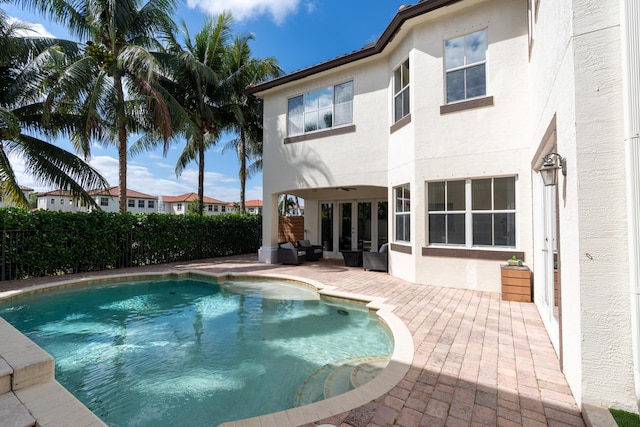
[248,0,640,416]
[0,185,34,208]
[161,193,227,215]
[36,190,82,212]
[88,186,158,213]
[227,199,264,214]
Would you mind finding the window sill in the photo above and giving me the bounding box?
[284,124,356,144]
[390,113,411,134]
[440,96,494,115]
[421,246,524,261]
[390,243,412,254]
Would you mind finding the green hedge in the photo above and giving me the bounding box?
[0,209,262,280]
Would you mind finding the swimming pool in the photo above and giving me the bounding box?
[0,273,395,426]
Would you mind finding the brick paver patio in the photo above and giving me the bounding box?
[0,255,585,427]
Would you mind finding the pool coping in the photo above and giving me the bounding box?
[0,268,414,427]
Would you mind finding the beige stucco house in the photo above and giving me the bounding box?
[248,0,640,416]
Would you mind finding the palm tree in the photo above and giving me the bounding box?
[0,9,108,208]
[135,13,234,216]
[222,34,281,213]
[17,0,178,211]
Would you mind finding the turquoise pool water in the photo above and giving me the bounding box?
[0,276,393,426]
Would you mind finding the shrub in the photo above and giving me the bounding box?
[0,208,262,280]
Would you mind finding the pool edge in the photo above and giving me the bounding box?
[0,269,415,427]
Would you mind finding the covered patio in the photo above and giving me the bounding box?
[0,255,587,426]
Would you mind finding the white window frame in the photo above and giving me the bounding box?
[138,200,145,208]
[427,176,517,248]
[148,200,155,209]
[394,184,411,243]
[100,197,109,207]
[128,199,135,208]
[393,58,410,122]
[50,198,55,205]
[176,203,183,212]
[287,81,354,137]
[444,28,488,104]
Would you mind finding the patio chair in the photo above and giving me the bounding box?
[278,242,306,265]
[297,239,323,261]
[363,243,389,272]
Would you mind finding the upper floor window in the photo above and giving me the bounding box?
[137,200,144,208]
[394,184,411,243]
[428,176,516,247]
[148,200,155,209]
[221,205,226,212]
[128,199,135,208]
[176,203,182,211]
[214,205,219,212]
[100,197,109,207]
[445,29,487,103]
[393,59,410,122]
[50,198,55,204]
[207,204,213,212]
[287,81,353,136]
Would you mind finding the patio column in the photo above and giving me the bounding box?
[258,193,280,263]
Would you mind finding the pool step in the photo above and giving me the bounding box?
[296,356,390,407]
[0,318,106,427]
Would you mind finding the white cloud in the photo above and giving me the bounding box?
[8,17,55,38]
[185,0,300,24]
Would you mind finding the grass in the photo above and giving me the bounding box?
[611,408,640,427]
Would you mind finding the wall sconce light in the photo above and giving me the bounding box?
[539,152,567,186]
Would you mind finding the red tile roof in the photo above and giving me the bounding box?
[89,186,157,199]
[161,193,226,204]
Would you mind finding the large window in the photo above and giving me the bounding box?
[393,59,410,122]
[287,81,353,136]
[428,177,516,247]
[444,29,488,103]
[148,200,155,209]
[128,199,135,208]
[394,184,411,243]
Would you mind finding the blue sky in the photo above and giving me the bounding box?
[5,0,409,201]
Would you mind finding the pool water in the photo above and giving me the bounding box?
[0,276,393,426]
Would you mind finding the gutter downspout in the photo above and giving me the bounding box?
[620,0,640,412]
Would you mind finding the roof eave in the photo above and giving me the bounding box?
[245,0,462,96]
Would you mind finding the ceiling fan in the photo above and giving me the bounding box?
[336,187,357,191]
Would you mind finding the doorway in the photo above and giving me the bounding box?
[321,200,388,255]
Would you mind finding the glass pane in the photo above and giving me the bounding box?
[358,202,372,251]
[402,59,410,88]
[396,215,404,242]
[465,65,486,99]
[466,29,487,64]
[445,35,465,69]
[472,179,492,210]
[340,203,352,250]
[402,89,410,117]
[321,203,333,251]
[428,182,445,211]
[395,187,403,212]
[448,213,466,244]
[319,108,332,129]
[304,89,319,111]
[334,102,352,126]
[494,213,516,246]
[404,185,411,212]
[335,81,353,104]
[472,213,493,245]
[377,201,388,249]
[287,115,303,136]
[394,94,403,122]
[494,177,516,210]
[429,214,446,244]
[317,87,333,109]
[448,180,465,210]
[288,96,303,115]
[304,112,318,132]
[446,70,465,103]
[394,66,402,94]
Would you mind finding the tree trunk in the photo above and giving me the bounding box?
[197,135,205,216]
[240,128,247,214]
[114,72,127,212]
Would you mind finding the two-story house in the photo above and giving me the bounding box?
[88,186,158,213]
[248,0,640,416]
[160,193,228,215]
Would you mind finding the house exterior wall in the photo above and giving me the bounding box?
[528,0,636,411]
